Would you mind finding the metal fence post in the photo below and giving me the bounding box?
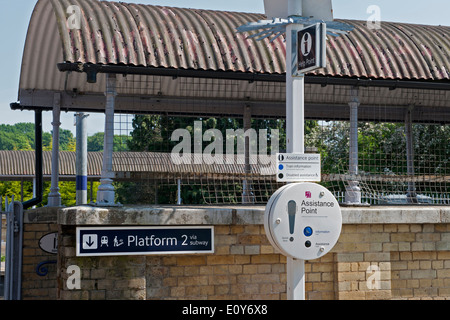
[0,196,3,297]
[4,200,23,300]
[4,197,11,300]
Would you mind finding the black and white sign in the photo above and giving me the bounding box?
[296,23,327,74]
[76,226,214,257]
[276,153,321,182]
[39,232,58,254]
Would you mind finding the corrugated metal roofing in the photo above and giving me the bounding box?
[19,0,450,96]
[0,151,101,177]
[0,151,275,179]
[51,0,286,74]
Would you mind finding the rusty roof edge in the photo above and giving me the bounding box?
[57,62,450,91]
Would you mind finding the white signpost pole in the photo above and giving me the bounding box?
[285,0,305,301]
[251,0,350,302]
[286,8,304,162]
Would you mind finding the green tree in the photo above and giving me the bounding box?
[88,132,130,152]
[1,123,77,207]
[0,123,52,151]
[88,132,105,152]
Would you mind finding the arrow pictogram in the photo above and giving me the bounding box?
[82,234,98,250]
[85,236,95,247]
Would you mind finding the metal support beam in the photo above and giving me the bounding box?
[96,74,117,206]
[345,88,362,204]
[57,62,450,91]
[48,94,62,207]
[242,105,255,204]
[405,106,418,204]
[285,0,306,301]
[177,178,183,205]
[76,113,89,205]
[286,27,305,154]
[287,256,306,300]
[23,109,43,210]
[4,201,24,300]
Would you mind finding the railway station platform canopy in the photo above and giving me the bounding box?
[9,0,450,207]
[13,0,450,122]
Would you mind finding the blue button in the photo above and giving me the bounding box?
[304,227,313,237]
[279,164,284,170]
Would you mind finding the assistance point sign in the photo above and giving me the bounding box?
[277,153,321,182]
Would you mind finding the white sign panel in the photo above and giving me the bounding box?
[302,0,333,21]
[264,183,342,260]
[277,153,321,182]
[264,0,333,21]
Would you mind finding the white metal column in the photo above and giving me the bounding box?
[242,104,254,204]
[48,93,62,207]
[96,74,117,206]
[345,88,361,204]
[405,106,418,203]
[286,0,306,301]
[76,113,89,205]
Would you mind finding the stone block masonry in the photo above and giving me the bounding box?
[21,207,59,300]
[21,205,450,300]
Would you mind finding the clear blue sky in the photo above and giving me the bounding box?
[0,0,449,135]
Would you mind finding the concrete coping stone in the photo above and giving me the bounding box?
[54,205,450,226]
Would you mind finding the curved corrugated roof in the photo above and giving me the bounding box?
[15,0,450,119]
[52,0,286,74]
[323,20,450,80]
[0,151,275,179]
[0,151,101,177]
[19,0,450,95]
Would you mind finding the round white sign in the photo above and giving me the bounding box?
[265,183,342,260]
[39,232,58,254]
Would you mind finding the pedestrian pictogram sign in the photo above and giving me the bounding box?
[76,226,214,257]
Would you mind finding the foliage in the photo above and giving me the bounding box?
[311,121,450,194]
[0,123,77,207]
[0,123,52,151]
[127,115,290,153]
[88,132,131,152]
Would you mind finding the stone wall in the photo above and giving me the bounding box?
[54,205,449,300]
[22,208,59,300]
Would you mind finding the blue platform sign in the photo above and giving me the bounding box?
[76,226,214,257]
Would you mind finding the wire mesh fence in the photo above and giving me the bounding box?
[107,75,450,206]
